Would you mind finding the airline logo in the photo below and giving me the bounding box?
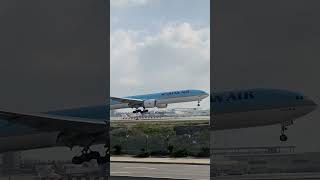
[212,91,255,103]
[161,90,190,96]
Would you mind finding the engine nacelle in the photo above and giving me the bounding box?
[143,99,157,108]
[156,104,167,108]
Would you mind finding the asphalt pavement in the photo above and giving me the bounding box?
[111,156,209,165]
[111,162,210,180]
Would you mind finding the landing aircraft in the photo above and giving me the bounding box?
[110,89,209,113]
[211,88,317,141]
[0,89,209,165]
[0,88,315,165]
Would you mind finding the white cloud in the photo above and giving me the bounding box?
[110,0,150,8]
[111,23,210,108]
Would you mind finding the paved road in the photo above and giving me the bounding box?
[111,162,210,180]
[213,172,320,180]
[111,157,209,165]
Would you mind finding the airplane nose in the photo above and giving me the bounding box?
[202,92,209,99]
[306,98,317,109]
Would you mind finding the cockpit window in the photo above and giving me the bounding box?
[296,96,304,100]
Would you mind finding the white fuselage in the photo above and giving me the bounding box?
[212,105,316,130]
[211,88,317,131]
[110,94,207,110]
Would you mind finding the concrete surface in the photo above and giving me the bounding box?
[213,172,320,180]
[111,156,210,165]
[111,162,210,180]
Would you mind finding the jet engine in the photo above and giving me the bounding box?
[143,99,157,108]
[156,104,167,108]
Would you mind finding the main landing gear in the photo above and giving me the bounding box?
[132,108,149,120]
[72,147,108,165]
[71,133,109,165]
[280,120,293,142]
[133,108,148,114]
[197,100,201,106]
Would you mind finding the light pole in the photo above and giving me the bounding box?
[145,134,149,153]
[166,134,170,152]
[125,134,129,154]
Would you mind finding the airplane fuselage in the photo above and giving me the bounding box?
[211,89,317,130]
[110,89,209,110]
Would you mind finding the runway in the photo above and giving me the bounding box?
[213,172,320,180]
[110,116,209,128]
[111,162,210,180]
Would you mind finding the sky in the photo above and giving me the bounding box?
[0,0,108,160]
[0,0,108,111]
[212,0,320,152]
[110,0,210,109]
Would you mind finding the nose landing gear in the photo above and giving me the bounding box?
[280,120,293,142]
[280,134,288,141]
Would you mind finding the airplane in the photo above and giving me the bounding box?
[0,89,209,165]
[0,88,314,166]
[110,89,210,114]
[211,88,317,141]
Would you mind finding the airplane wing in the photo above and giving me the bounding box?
[110,97,143,106]
[0,110,107,133]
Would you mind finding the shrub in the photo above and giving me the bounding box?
[150,150,168,157]
[167,144,174,154]
[135,152,150,158]
[134,148,150,158]
[112,144,122,155]
[196,147,210,157]
[170,149,189,157]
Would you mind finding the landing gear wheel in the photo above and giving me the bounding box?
[280,134,288,141]
[133,109,141,114]
[71,142,100,164]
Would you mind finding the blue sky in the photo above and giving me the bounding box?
[111,0,210,109]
